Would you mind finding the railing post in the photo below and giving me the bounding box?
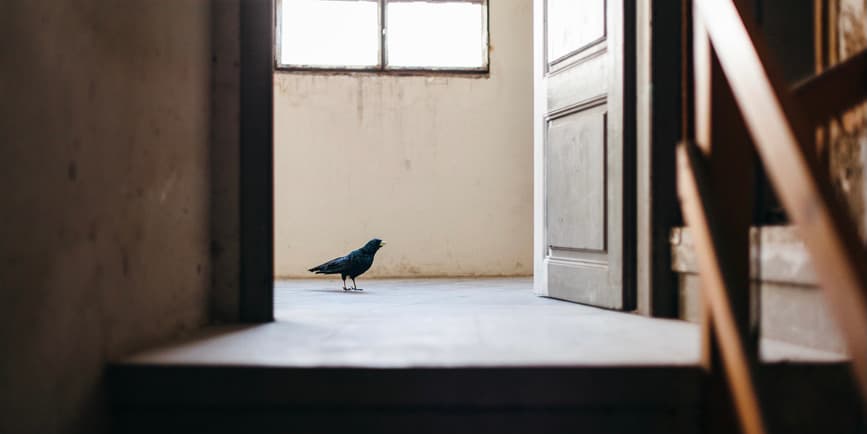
[697,0,867,403]
[689,2,765,432]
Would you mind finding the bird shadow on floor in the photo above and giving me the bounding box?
[301,288,370,294]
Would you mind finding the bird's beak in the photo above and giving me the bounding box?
[380,241,387,247]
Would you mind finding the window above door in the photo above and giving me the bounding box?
[275,0,490,72]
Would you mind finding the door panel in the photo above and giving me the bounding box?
[546,104,607,252]
[546,0,606,62]
[547,53,607,112]
[535,0,634,309]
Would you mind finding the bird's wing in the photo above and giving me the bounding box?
[308,255,350,274]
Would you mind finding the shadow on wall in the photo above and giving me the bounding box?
[0,1,213,432]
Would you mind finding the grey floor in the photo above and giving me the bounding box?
[124,278,843,367]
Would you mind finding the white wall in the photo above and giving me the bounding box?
[275,1,533,278]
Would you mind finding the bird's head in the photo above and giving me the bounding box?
[361,238,386,254]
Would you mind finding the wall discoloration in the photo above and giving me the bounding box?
[274,1,533,278]
[672,227,845,352]
[0,1,212,432]
[677,272,845,352]
[834,0,867,239]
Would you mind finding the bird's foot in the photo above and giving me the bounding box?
[353,288,363,291]
[342,287,350,291]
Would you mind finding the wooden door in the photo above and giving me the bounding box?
[533,0,635,309]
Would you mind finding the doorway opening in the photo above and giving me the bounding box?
[272,0,536,318]
[263,0,839,367]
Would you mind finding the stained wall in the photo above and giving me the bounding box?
[0,1,213,431]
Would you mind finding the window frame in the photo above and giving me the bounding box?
[274,0,491,74]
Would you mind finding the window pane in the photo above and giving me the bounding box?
[386,1,487,69]
[280,0,379,68]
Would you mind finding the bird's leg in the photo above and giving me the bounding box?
[342,276,349,291]
[352,277,362,291]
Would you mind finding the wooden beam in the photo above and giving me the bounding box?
[691,9,717,383]
[829,0,838,66]
[692,19,725,432]
[677,142,768,434]
[811,0,830,170]
[793,48,867,124]
[814,0,824,74]
[696,0,867,401]
[678,9,764,433]
[709,45,758,362]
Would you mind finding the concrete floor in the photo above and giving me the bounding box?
[124,278,843,367]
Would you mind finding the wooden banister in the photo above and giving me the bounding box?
[692,0,867,409]
[677,142,768,434]
[793,48,867,125]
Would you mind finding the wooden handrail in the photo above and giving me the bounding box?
[793,48,867,125]
[694,0,867,406]
[677,142,768,434]
[690,12,765,433]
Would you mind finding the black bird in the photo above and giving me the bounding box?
[308,239,386,291]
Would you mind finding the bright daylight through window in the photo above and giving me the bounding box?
[277,0,489,71]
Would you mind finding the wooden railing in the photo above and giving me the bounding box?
[680,1,867,433]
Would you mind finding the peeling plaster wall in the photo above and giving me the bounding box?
[274,1,533,278]
[0,1,212,432]
[672,227,846,353]
[835,0,867,239]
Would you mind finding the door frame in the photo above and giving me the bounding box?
[532,0,547,297]
[239,0,275,322]
[635,0,682,317]
[241,0,681,320]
